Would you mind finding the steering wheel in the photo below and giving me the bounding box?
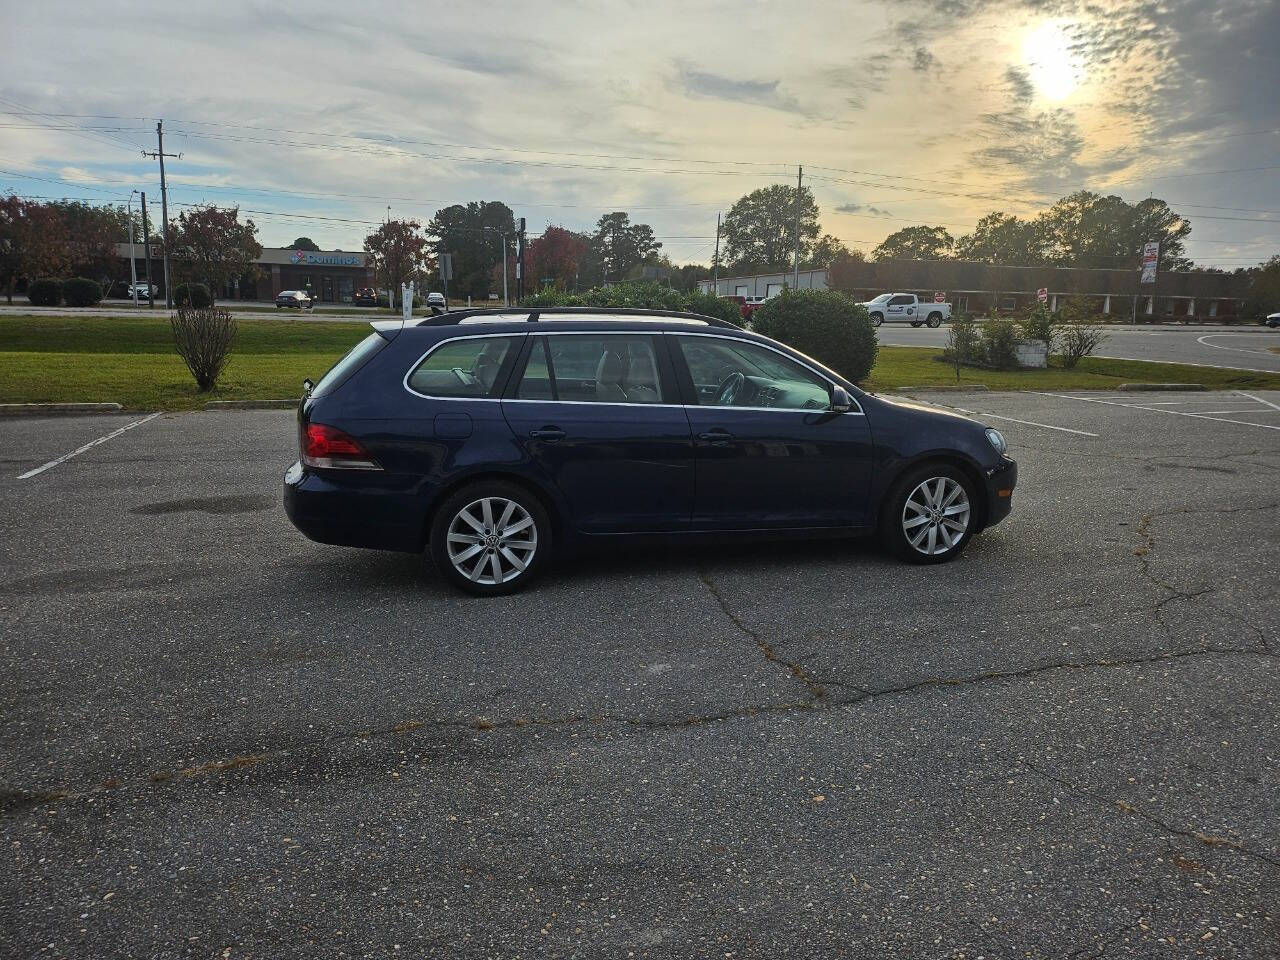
[715,371,745,406]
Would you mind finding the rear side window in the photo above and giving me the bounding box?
[310,333,388,398]
[407,336,519,398]
[515,334,666,404]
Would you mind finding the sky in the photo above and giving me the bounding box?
[2,0,1278,270]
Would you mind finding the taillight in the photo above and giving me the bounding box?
[302,423,381,470]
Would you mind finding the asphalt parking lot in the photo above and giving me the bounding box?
[2,392,1278,958]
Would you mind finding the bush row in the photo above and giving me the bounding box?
[27,277,104,307]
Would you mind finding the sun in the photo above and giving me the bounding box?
[1023,19,1080,101]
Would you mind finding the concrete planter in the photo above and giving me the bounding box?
[1015,340,1047,368]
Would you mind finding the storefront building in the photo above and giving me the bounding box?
[115,244,375,303]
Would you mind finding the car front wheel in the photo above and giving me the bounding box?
[429,481,552,595]
[881,464,976,564]
[870,313,883,327]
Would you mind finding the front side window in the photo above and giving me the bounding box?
[407,336,518,398]
[674,336,832,411]
[515,335,666,404]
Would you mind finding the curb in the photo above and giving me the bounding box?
[0,402,123,416]
[894,385,990,393]
[1116,383,1208,392]
[203,400,298,410]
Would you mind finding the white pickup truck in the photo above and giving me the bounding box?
[859,293,951,328]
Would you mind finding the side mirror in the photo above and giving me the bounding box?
[830,385,853,413]
[302,378,314,395]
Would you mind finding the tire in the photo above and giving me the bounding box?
[428,480,553,595]
[927,312,943,328]
[880,463,977,564]
[910,321,922,328]
[870,313,883,327]
[275,305,282,309]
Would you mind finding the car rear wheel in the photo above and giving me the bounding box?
[927,312,943,328]
[881,463,976,564]
[428,481,552,595]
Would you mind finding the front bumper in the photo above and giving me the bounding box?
[981,457,1017,530]
[283,461,426,553]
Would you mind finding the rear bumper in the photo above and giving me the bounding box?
[981,458,1017,529]
[283,461,425,553]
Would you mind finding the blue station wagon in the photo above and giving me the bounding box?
[284,308,1017,594]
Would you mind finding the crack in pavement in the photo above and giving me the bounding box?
[1013,757,1280,873]
[697,568,828,699]
[5,645,1275,820]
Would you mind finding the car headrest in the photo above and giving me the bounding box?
[595,350,625,385]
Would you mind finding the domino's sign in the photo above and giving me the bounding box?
[291,250,361,267]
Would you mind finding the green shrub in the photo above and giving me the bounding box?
[943,315,980,379]
[27,277,62,306]
[980,318,1019,370]
[62,277,103,308]
[1018,302,1056,353]
[750,289,878,382]
[173,283,213,308]
[680,290,743,326]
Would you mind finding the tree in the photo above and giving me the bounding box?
[1034,191,1192,271]
[524,225,587,291]
[48,200,130,283]
[721,184,819,274]
[954,213,1045,265]
[0,195,23,302]
[1242,256,1280,320]
[592,212,661,281]
[672,262,712,293]
[803,235,856,270]
[364,219,431,307]
[872,225,954,261]
[170,206,263,303]
[427,201,515,300]
[291,237,321,251]
[0,198,71,300]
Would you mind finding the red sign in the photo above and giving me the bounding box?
[933,292,945,303]
[1037,287,1048,303]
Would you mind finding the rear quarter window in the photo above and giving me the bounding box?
[310,333,388,398]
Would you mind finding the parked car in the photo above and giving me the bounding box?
[354,287,378,307]
[284,308,1017,595]
[276,290,313,310]
[719,295,755,321]
[859,293,951,327]
[426,292,447,309]
[1265,312,1280,328]
[124,281,157,300]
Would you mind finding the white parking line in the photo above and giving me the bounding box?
[1032,392,1280,432]
[1195,334,1278,359]
[1236,390,1280,412]
[942,405,1098,437]
[16,413,162,479]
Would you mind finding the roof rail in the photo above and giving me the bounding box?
[413,306,741,329]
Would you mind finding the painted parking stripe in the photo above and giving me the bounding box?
[1236,390,1280,412]
[16,413,162,479]
[940,405,1098,437]
[1032,392,1280,432]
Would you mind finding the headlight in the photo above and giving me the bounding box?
[985,428,1007,455]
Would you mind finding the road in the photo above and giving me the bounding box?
[877,322,1280,373]
[2,393,1277,957]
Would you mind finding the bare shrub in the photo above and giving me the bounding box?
[171,306,236,391]
[1059,320,1108,368]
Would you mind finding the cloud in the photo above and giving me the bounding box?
[674,63,802,113]
[1004,66,1034,103]
[837,202,894,216]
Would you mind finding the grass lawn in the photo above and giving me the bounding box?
[1,315,1278,411]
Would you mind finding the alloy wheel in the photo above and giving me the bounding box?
[446,497,538,586]
[902,477,970,556]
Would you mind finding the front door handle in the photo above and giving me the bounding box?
[697,429,734,446]
[529,426,566,442]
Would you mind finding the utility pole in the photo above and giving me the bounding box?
[712,212,721,296]
[140,191,154,309]
[501,231,510,306]
[792,165,803,289]
[127,190,139,307]
[142,121,180,308]
[515,217,526,303]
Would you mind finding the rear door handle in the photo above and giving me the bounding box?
[529,426,566,442]
[697,429,734,446]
